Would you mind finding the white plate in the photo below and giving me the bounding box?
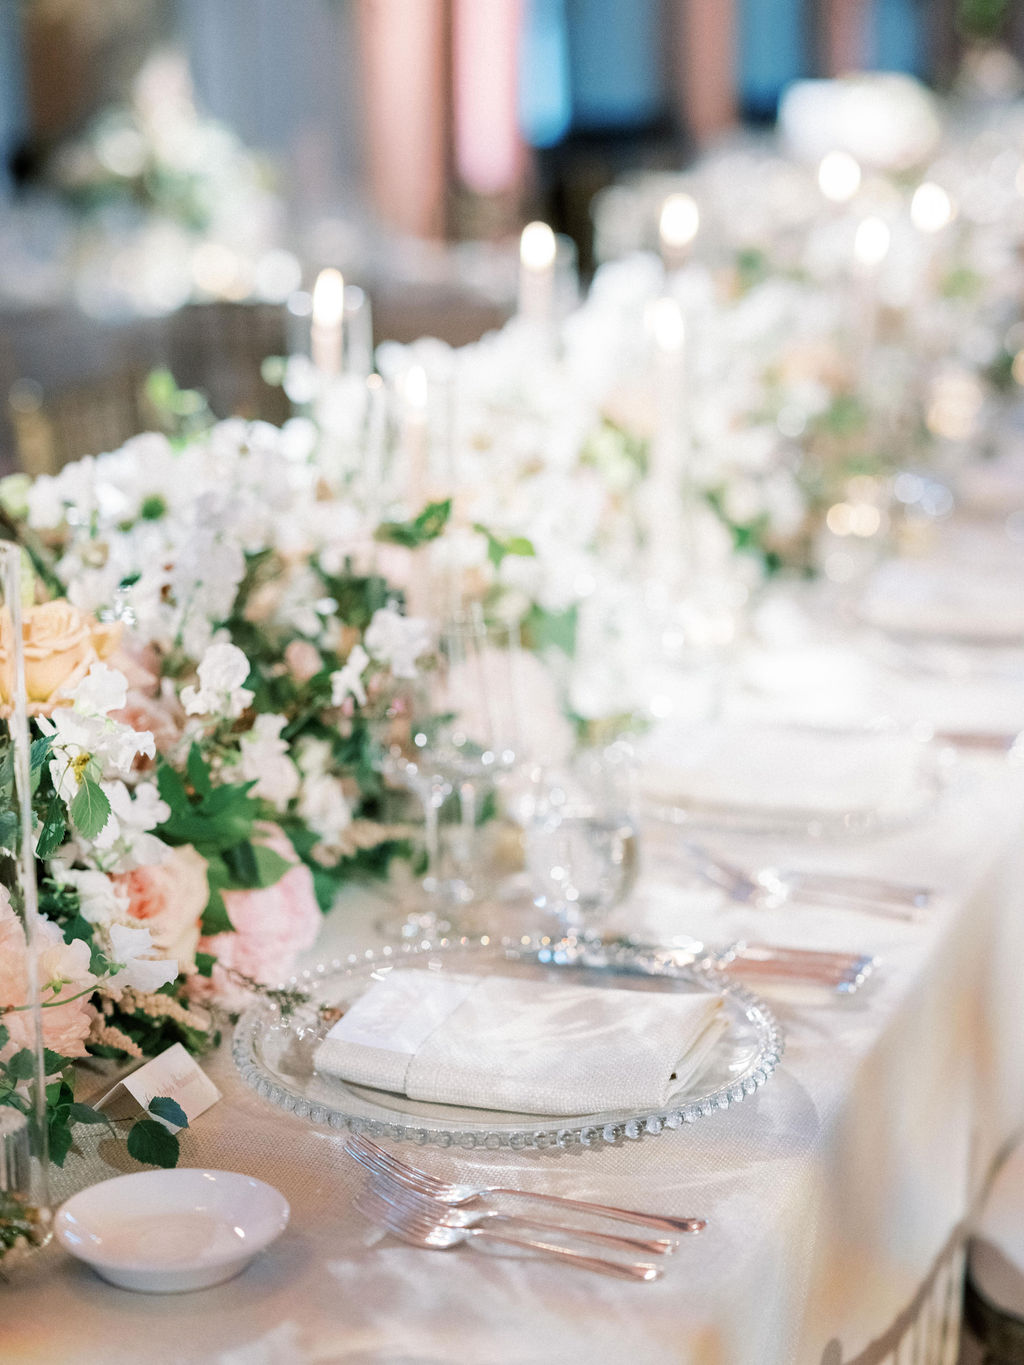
[55,1169,289,1293]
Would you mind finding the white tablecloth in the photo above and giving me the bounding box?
[7,738,1024,1365]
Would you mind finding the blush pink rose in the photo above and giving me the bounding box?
[110,845,209,973]
[284,639,322,683]
[188,825,321,1012]
[0,897,95,1062]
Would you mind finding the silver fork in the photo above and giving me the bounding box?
[345,1132,706,1234]
[688,845,930,921]
[365,1172,677,1255]
[354,1187,662,1282]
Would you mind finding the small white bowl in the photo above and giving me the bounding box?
[55,1168,290,1293]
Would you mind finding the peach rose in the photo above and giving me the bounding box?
[0,599,123,717]
[111,685,185,756]
[0,897,95,1062]
[188,825,321,1012]
[284,639,322,683]
[111,845,209,973]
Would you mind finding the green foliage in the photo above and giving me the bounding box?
[69,778,111,841]
[376,499,452,549]
[126,1119,180,1168]
[148,1096,188,1129]
[473,525,536,570]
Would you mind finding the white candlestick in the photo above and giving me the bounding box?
[311,268,345,377]
[518,221,557,325]
[658,193,699,273]
[853,215,890,372]
[402,364,430,512]
[645,297,688,585]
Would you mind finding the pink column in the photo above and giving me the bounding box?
[673,0,737,145]
[356,0,449,240]
[822,0,871,75]
[452,0,525,198]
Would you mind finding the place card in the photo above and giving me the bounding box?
[95,1043,221,1129]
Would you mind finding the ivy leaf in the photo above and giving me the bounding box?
[149,1096,189,1130]
[35,792,68,858]
[69,778,111,841]
[375,498,452,549]
[126,1118,180,1168]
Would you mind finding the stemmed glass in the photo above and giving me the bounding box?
[523,743,640,941]
[375,606,520,938]
[0,542,52,1267]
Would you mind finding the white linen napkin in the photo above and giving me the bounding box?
[313,969,727,1117]
[637,721,925,816]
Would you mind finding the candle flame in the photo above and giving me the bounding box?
[520,221,557,271]
[910,182,954,234]
[659,193,700,250]
[817,151,861,204]
[647,297,685,353]
[312,268,345,328]
[854,216,891,269]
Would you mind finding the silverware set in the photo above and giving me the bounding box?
[683,843,933,921]
[346,1132,705,1281]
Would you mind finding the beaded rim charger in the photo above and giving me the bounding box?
[232,934,784,1150]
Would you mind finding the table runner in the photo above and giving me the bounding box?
[5,746,1024,1365]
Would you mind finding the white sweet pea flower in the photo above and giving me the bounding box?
[52,867,131,928]
[298,773,352,850]
[180,642,254,719]
[90,780,171,867]
[237,714,300,810]
[104,923,178,997]
[38,664,155,810]
[330,644,369,708]
[364,608,431,680]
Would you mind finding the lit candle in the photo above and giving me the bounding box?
[658,193,699,273]
[817,150,861,205]
[518,221,557,324]
[853,214,890,369]
[402,364,430,512]
[311,268,345,377]
[645,297,688,584]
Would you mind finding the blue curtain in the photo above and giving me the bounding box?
[739,0,809,119]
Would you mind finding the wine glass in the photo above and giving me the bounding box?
[523,742,640,940]
[375,607,521,938]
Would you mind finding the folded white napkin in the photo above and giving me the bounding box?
[314,969,726,1117]
[859,561,1024,642]
[638,721,924,816]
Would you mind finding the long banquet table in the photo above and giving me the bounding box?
[7,607,1024,1365]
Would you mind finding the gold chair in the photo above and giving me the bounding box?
[8,370,147,477]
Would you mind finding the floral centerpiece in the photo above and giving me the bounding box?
[0,418,437,1180]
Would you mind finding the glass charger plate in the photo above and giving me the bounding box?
[232,935,783,1151]
[641,725,947,840]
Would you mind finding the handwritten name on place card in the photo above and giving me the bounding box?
[96,1043,221,1128]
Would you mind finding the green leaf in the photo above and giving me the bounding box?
[149,1096,189,1129]
[126,1118,180,1168]
[186,744,212,798]
[69,778,111,841]
[35,792,68,858]
[42,1049,71,1075]
[194,952,216,979]
[200,861,235,936]
[0,809,17,851]
[69,1102,114,1130]
[156,760,191,815]
[48,1115,73,1167]
[473,524,536,569]
[251,842,292,889]
[5,1049,36,1080]
[375,498,452,549]
[0,1024,7,1050]
[29,736,51,773]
